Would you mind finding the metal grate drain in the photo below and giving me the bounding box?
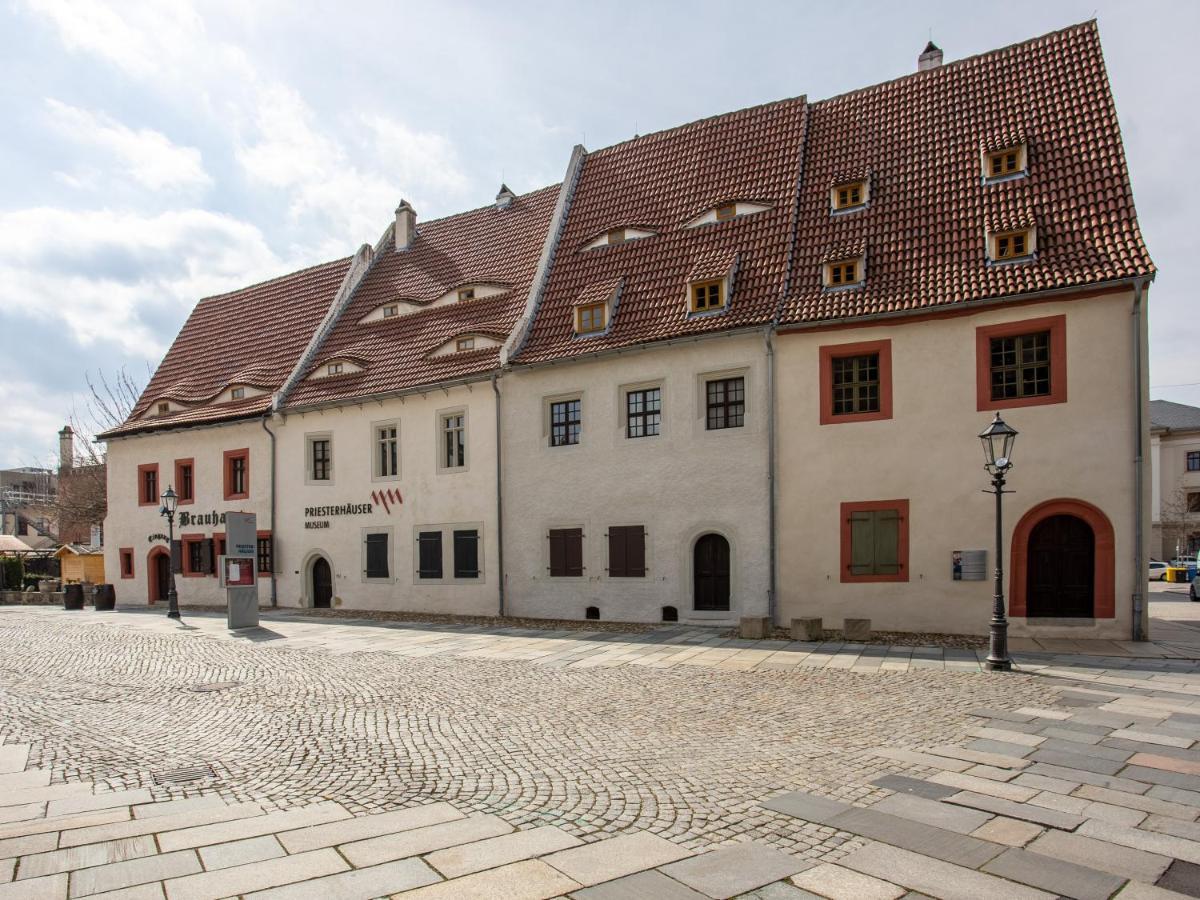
[153,764,216,785]
[189,681,241,693]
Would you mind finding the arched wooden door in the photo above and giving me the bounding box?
[311,558,332,609]
[148,549,170,605]
[694,534,730,611]
[1027,514,1095,618]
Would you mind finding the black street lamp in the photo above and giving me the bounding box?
[159,486,181,620]
[979,413,1018,672]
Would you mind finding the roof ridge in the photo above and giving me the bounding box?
[409,182,562,232]
[195,255,352,306]
[811,19,1098,108]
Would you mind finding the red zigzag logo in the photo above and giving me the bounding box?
[370,488,403,514]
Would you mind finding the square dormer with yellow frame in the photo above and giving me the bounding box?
[822,256,864,289]
[988,226,1036,262]
[574,300,607,335]
[982,144,1027,181]
[689,278,726,314]
[831,179,869,212]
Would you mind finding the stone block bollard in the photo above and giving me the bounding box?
[791,617,823,641]
[844,618,872,641]
[739,616,771,639]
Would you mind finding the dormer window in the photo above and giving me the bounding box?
[575,302,607,335]
[328,362,343,376]
[715,203,737,221]
[231,387,245,400]
[608,228,626,245]
[683,203,771,229]
[157,402,169,415]
[456,337,475,351]
[382,304,398,318]
[991,228,1034,262]
[458,288,475,302]
[690,279,726,313]
[983,145,1026,180]
[824,258,863,288]
[832,180,867,211]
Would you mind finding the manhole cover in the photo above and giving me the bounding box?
[189,681,241,693]
[153,764,216,785]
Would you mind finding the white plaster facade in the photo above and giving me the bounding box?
[501,332,772,625]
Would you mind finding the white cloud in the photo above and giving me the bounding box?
[0,379,70,469]
[45,99,212,192]
[0,207,283,355]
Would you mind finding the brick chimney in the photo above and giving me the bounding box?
[58,425,74,473]
[395,200,417,251]
[918,41,943,71]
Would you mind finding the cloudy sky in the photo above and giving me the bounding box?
[0,0,1195,467]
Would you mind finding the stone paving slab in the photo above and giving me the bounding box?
[196,835,284,871]
[340,814,513,869]
[658,843,807,898]
[19,835,157,880]
[980,846,1126,900]
[277,803,463,854]
[69,849,201,898]
[568,869,711,899]
[789,862,905,900]
[423,824,582,879]
[838,841,1055,900]
[543,832,694,887]
[395,859,581,900]
[246,857,440,900]
[870,794,993,835]
[162,847,348,900]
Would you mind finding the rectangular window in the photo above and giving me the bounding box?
[575,302,606,335]
[182,535,210,577]
[453,530,480,578]
[990,331,1050,401]
[119,548,134,579]
[231,387,245,400]
[608,227,626,244]
[549,528,583,577]
[383,304,398,317]
[1189,494,1200,514]
[550,399,582,446]
[418,531,443,579]
[456,337,475,351]
[157,402,170,415]
[310,438,331,481]
[175,459,194,504]
[608,525,646,577]
[715,203,737,221]
[441,413,466,469]
[825,259,861,287]
[1187,451,1200,472]
[986,146,1024,178]
[138,464,159,507]
[820,340,892,425]
[626,388,661,438]
[841,500,909,583]
[690,279,724,313]
[376,424,399,478]
[256,533,273,575]
[833,181,866,210]
[992,229,1032,261]
[365,532,390,579]
[458,288,475,301]
[224,449,249,500]
[706,377,745,430]
[832,354,880,415]
[328,362,343,376]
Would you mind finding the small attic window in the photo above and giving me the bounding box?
[984,145,1026,180]
[690,279,726,313]
[157,402,169,415]
[328,362,344,376]
[824,257,863,288]
[715,203,737,221]
[832,180,867,211]
[456,337,476,351]
[458,288,475,302]
[382,304,398,318]
[990,229,1034,262]
[575,301,607,335]
[231,387,245,400]
[608,228,626,245]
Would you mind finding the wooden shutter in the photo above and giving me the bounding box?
[365,532,389,578]
[849,511,875,575]
[453,530,479,578]
[874,509,901,575]
[608,528,627,577]
[549,528,583,577]
[549,530,566,576]
[418,532,442,578]
[565,529,583,576]
[200,539,214,575]
[608,526,646,577]
[170,540,182,574]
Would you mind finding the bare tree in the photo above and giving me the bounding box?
[1159,483,1200,563]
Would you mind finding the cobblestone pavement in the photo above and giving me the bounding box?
[2,607,1200,897]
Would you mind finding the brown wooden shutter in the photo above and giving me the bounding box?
[627,526,646,577]
[608,528,627,577]
[548,530,565,576]
[565,529,583,576]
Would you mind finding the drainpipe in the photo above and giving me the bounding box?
[764,327,777,625]
[491,373,505,617]
[1132,278,1148,641]
[260,414,278,608]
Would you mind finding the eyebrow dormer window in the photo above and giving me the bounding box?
[690,279,725,313]
[991,229,1034,261]
[608,228,627,245]
[715,204,737,221]
[328,363,343,376]
[575,302,607,335]
[824,258,863,288]
[984,145,1026,180]
[458,288,475,302]
[231,387,245,400]
[382,304,398,318]
[157,402,169,415]
[832,181,867,211]
[456,337,475,351]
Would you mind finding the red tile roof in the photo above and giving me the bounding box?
[511,98,808,364]
[100,258,353,438]
[779,20,1153,327]
[283,185,560,409]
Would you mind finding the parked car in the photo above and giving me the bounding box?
[1192,573,1200,601]
[1149,560,1169,581]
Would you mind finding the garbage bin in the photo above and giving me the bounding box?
[93,584,115,611]
[63,584,85,610]
[1188,565,1197,582]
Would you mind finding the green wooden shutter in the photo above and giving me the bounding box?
[874,510,901,575]
[849,511,875,575]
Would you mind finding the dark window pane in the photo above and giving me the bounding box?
[989,331,1051,401]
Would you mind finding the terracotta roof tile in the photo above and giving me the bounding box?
[780,21,1153,326]
[512,97,808,363]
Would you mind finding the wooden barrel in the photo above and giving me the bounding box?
[63,584,85,610]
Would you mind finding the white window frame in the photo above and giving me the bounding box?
[543,391,584,449]
[619,379,666,440]
[437,407,469,473]
[305,432,334,486]
[372,420,400,482]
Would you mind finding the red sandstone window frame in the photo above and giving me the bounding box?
[223,449,250,501]
[819,339,893,425]
[181,533,206,578]
[174,458,195,505]
[975,315,1067,411]
[137,463,159,507]
[211,532,226,578]
[256,530,273,575]
[840,499,910,584]
[119,548,135,579]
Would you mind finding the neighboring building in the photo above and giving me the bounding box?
[0,466,55,550]
[100,21,1154,638]
[1150,400,1200,561]
[56,426,107,547]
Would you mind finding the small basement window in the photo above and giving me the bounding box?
[991,229,1033,261]
[328,362,344,376]
[690,279,725,313]
[715,203,737,221]
[458,288,475,302]
[456,337,475,352]
[984,145,1026,180]
[575,301,607,335]
[824,258,862,288]
[832,180,867,211]
[382,304,398,318]
[231,387,245,400]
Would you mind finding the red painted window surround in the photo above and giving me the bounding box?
[223,448,250,501]
[818,339,893,425]
[839,499,910,584]
[975,314,1067,411]
[119,548,135,579]
[137,463,159,507]
[211,532,226,578]
[181,533,206,578]
[174,458,195,505]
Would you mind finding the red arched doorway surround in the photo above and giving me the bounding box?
[147,547,170,605]
[1010,498,1115,619]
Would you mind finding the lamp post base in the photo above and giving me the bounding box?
[984,656,1013,672]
